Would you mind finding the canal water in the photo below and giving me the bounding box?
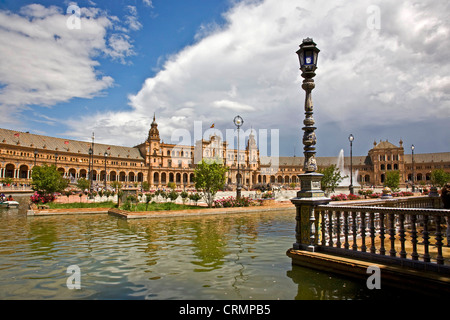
[0,197,412,300]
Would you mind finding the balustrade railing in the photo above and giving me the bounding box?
[313,198,450,273]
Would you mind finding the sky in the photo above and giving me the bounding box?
[0,0,448,159]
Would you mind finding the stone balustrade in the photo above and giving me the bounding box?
[299,197,450,274]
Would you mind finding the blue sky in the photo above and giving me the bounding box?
[0,0,449,158]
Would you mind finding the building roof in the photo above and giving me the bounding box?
[404,152,450,164]
[372,140,402,150]
[261,155,370,167]
[0,128,143,160]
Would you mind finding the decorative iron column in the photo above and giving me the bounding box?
[234,115,244,200]
[290,38,330,252]
[349,134,354,195]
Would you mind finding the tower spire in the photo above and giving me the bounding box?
[148,113,160,141]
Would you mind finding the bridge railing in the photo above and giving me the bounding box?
[312,197,450,273]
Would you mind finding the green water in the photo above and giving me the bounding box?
[0,203,410,300]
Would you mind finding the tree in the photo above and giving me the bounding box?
[189,193,201,205]
[31,164,68,197]
[168,190,179,202]
[318,164,344,195]
[384,170,400,191]
[142,181,150,192]
[431,169,450,188]
[180,191,188,204]
[167,182,176,190]
[76,177,90,192]
[1,177,13,186]
[194,159,228,207]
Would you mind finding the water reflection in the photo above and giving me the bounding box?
[0,209,416,300]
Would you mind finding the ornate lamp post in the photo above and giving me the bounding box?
[348,134,354,195]
[89,132,95,192]
[290,38,330,253]
[234,115,244,200]
[88,147,93,190]
[411,144,415,192]
[294,38,324,198]
[104,151,108,190]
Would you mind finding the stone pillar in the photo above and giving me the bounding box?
[291,177,330,252]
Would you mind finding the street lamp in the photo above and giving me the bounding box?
[234,115,244,200]
[348,134,354,195]
[88,147,93,192]
[104,151,108,190]
[89,132,95,192]
[411,144,415,192]
[296,37,320,173]
[294,38,324,198]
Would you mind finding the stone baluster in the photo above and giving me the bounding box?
[435,214,444,265]
[389,213,396,257]
[422,215,431,263]
[399,213,407,259]
[352,211,358,251]
[321,211,327,246]
[379,212,386,255]
[410,214,419,260]
[369,212,376,254]
[343,211,349,250]
[336,211,341,249]
[360,212,366,252]
[328,211,334,247]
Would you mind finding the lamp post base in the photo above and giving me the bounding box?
[294,172,327,199]
[236,187,242,200]
[290,172,330,252]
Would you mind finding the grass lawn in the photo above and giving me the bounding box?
[45,201,204,211]
[46,201,116,209]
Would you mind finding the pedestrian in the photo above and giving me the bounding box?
[441,183,450,209]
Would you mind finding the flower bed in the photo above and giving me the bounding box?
[214,196,260,208]
[30,192,55,204]
[392,191,414,197]
[330,193,361,201]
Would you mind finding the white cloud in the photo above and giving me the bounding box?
[142,0,154,8]
[212,100,255,112]
[0,3,134,124]
[125,5,143,31]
